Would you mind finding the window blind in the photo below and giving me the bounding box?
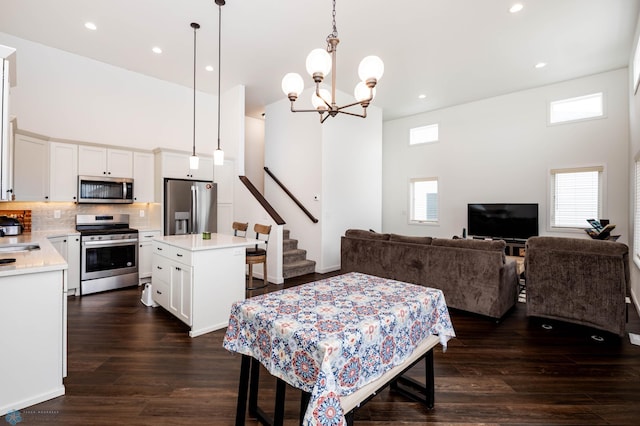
[551,167,602,228]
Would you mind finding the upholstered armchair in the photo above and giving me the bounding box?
[524,236,629,337]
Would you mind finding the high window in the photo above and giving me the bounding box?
[549,93,604,125]
[550,166,603,228]
[409,124,439,145]
[410,177,438,223]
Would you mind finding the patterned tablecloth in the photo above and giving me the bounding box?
[223,272,456,425]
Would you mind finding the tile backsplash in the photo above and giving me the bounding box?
[0,202,161,231]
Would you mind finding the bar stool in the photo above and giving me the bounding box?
[232,221,248,237]
[246,224,271,291]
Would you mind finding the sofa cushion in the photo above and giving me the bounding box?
[388,234,433,245]
[345,229,390,240]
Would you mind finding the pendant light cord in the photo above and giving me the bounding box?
[191,22,199,157]
[217,4,222,151]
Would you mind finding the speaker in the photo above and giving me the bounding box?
[462,228,466,239]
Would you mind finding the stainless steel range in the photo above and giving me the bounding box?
[76,214,138,295]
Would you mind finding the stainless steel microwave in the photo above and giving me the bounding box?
[77,176,134,204]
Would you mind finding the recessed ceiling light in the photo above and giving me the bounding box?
[84,22,97,31]
[535,62,547,69]
[418,94,427,99]
[152,46,163,54]
[205,65,214,72]
[509,4,524,13]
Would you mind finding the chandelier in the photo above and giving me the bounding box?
[281,0,384,123]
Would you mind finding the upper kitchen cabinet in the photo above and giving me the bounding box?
[133,151,155,203]
[78,146,133,178]
[49,142,78,202]
[155,150,213,181]
[13,133,50,201]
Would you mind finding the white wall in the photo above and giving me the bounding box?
[0,32,218,154]
[265,89,382,273]
[383,69,630,244]
[628,12,640,312]
[244,116,265,192]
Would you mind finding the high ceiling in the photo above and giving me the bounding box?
[1,0,639,121]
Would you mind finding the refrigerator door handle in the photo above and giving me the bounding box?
[191,184,198,233]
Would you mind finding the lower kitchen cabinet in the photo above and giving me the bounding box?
[151,235,254,337]
[138,230,161,285]
[48,233,80,296]
[151,245,193,326]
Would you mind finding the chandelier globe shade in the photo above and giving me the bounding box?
[354,82,376,103]
[282,73,305,99]
[306,48,332,79]
[311,88,332,110]
[358,55,385,83]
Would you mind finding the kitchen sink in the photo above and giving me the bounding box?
[0,243,41,253]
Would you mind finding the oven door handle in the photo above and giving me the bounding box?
[83,238,139,247]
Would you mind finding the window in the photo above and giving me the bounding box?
[549,93,603,124]
[410,178,438,223]
[410,124,439,145]
[550,166,603,228]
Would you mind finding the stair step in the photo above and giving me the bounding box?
[283,259,316,279]
[283,248,307,263]
[283,238,298,251]
[283,229,290,240]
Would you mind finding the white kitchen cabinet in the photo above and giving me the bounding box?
[133,152,155,202]
[78,146,133,178]
[155,150,213,181]
[193,157,214,181]
[138,229,161,284]
[152,242,193,326]
[13,133,49,201]
[0,269,65,416]
[49,142,78,202]
[48,233,81,296]
[151,234,255,337]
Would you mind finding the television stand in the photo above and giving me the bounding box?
[500,239,526,257]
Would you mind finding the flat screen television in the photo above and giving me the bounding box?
[467,203,538,241]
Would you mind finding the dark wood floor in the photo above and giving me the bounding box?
[18,272,640,425]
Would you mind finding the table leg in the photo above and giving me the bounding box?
[425,348,435,409]
[273,378,287,425]
[235,354,251,426]
[299,391,311,425]
[248,357,260,417]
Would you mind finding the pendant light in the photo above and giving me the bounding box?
[213,0,225,166]
[189,22,200,170]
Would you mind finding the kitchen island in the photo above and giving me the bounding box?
[152,233,262,337]
[0,234,67,416]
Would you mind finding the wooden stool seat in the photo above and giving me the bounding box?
[245,224,271,291]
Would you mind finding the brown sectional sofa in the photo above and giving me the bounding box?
[340,229,519,319]
[525,236,629,336]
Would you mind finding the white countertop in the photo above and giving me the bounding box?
[154,233,262,251]
[0,233,67,277]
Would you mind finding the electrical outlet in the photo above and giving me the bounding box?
[54,210,61,219]
[139,210,145,218]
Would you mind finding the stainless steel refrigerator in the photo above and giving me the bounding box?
[164,178,217,235]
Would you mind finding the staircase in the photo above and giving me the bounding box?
[282,229,316,279]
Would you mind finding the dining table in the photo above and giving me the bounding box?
[223,272,456,425]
